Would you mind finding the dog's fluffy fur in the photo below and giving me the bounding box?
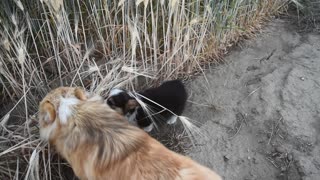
[38,87,222,180]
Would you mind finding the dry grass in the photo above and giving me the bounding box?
[0,0,288,179]
[290,0,320,31]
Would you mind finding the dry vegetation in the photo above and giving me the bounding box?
[290,0,320,31]
[0,0,289,179]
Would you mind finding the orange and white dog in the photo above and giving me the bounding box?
[38,87,222,180]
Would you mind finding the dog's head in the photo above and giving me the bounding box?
[38,87,102,142]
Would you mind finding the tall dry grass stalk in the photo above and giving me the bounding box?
[0,0,287,179]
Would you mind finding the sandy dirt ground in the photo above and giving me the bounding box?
[182,18,320,180]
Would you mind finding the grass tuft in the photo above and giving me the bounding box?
[289,0,320,31]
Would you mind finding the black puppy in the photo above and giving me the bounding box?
[107,80,187,132]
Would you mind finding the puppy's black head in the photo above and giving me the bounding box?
[107,89,139,115]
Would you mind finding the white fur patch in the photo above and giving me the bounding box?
[167,116,177,125]
[43,112,52,123]
[59,97,79,124]
[125,109,138,126]
[126,109,137,122]
[40,121,57,141]
[109,88,124,97]
[143,123,154,132]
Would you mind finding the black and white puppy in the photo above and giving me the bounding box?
[107,80,187,132]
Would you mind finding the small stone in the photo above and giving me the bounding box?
[287,154,293,161]
[300,77,305,81]
[275,146,286,153]
[248,156,251,160]
[280,166,286,172]
[223,155,230,162]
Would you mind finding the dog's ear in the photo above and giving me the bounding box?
[74,88,87,100]
[39,101,56,123]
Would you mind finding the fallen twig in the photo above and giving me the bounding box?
[228,113,246,139]
[267,117,283,145]
[266,157,280,169]
[260,49,276,63]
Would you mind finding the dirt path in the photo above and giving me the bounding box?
[184,19,320,180]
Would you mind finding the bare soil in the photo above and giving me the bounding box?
[182,18,320,180]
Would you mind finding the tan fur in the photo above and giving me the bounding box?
[74,87,87,100]
[38,87,222,180]
[125,99,139,113]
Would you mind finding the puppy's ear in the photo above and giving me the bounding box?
[126,99,139,110]
[74,88,87,100]
[39,101,56,123]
